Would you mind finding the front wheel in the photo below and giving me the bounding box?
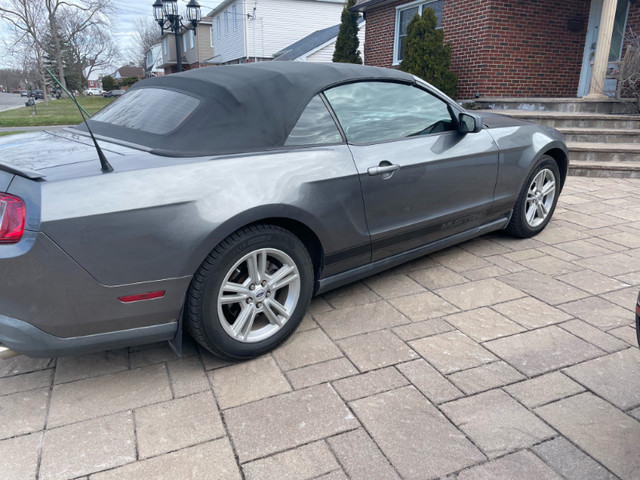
[505,155,560,238]
[185,224,314,360]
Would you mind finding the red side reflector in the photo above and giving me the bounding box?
[118,291,166,303]
[636,304,640,316]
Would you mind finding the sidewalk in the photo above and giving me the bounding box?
[1,175,638,480]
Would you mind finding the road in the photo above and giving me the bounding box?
[0,92,42,113]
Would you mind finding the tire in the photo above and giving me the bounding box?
[505,155,560,238]
[185,224,314,360]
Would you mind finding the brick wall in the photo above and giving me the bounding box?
[363,0,590,98]
[626,1,639,44]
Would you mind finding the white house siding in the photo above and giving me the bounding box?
[210,1,247,63]
[247,0,344,60]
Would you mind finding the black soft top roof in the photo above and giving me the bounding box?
[77,62,415,156]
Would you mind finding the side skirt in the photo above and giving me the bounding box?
[316,215,510,295]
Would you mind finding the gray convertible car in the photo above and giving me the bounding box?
[0,63,567,359]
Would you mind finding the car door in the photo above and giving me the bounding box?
[323,81,500,262]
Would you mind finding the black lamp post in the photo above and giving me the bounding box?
[153,0,202,73]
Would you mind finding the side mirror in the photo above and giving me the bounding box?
[459,112,483,134]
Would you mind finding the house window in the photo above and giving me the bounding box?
[183,32,187,52]
[394,0,442,65]
[210,26,214,46]
[224,11,229,34]
[190,30,194,49]
[217,17,221,39]
[163,38,167,55]
[232,4,238,31]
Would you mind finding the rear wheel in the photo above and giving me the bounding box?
[185,224,314,360]
[505,155,560,238]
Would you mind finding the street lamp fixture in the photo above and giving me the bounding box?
[153,0,201,73]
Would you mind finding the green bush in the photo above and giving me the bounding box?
[102,75,116,91]
[333,0,362,64]
[400,8,458,98]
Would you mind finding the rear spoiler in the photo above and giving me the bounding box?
[0,162,44,180]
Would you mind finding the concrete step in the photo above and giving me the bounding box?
[569,161,640,178]
[559,128,640,144]
[466,97,638,114]
[480,110,640,129]
[567,142,640,163]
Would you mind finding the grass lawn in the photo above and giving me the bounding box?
[0,96,114,127]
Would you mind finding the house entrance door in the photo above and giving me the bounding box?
[578,0,630,97]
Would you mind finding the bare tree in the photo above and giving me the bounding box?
[620,30,640,113]
[0,0,50,103]
[130,17,162,68]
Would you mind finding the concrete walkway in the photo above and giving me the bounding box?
[1,176,639,480]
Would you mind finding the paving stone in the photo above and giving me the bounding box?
[322,282,381,310]
[332,366,409,402]
[504,371,585,408]
[441,389,555,458]
[90,439,242,480]
[54,350,129,384]
[484,255,528,273]
[135,391,224,458]
[410,331,497,375]
[484,326,604,377]
[224,383,358,462]
[308,297,333,315]
[601,232,640,249]
[363,273,425,299]
[0,356,54,378]
[408,266,467,290]
[287,358,358,390]
[328,429,399,480]
[491,297,573,329]
[314,471,348,480]
[534,245,582,262]
[519,256,582,276]
[608,325,638,345]
[490,236,544,251]
[396,359,462,404]
[48,364,172,428]
[166,355,211,398]
[459,238,513,257]
[553,240,613,258]
[499,272,590,305]
[209,355,291,410]
[462,265,509,281]
[533,437,618,480]
[535,225,590,243]
[435,279,526,311]
[600,286,639,309]
[0,432,42,480]
[40,412,136,480]
[199,349,233,370]
[392,319,454,341]
[273,328,343,371]
[0,388,49,440]
[615,270,640,286]
[443,307,525,342]
[0,369,52,395]
[558,297,632,330]
[586,237,629,253]
[574,253,640,277]
[242,441,339,480]
[314,301,410,340]
[448,361,525,395]
[387,291,459,322]
[434,248,492,272]
[563,349,640,410]
[503,248,546,262]
[129,340,198,368]
[630,406,640,421]
[557,270,629,295]
[559,319,628,353]
[536,392,640,480]
[456,450,562,480]
[298,313,318,332]
[337,330,418,372]
[350,386,485,478]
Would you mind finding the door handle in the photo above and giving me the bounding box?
[368,163,400,176]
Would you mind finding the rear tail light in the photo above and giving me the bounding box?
[0,193,26,244]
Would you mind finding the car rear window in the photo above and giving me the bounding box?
[91,88,200,134]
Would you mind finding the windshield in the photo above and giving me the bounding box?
[91,88,200,135]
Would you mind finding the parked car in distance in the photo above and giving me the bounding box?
[0,62,568,360]
[20,90,28,97]
[32,90,44,100]
[85,88,103,96]
[104,89,125,98]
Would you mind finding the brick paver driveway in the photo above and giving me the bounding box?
[2,176,640,480]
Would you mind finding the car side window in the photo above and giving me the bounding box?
[323,81,455,144]
[285,95,343,147]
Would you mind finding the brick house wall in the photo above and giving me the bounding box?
[361,0,639,98]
